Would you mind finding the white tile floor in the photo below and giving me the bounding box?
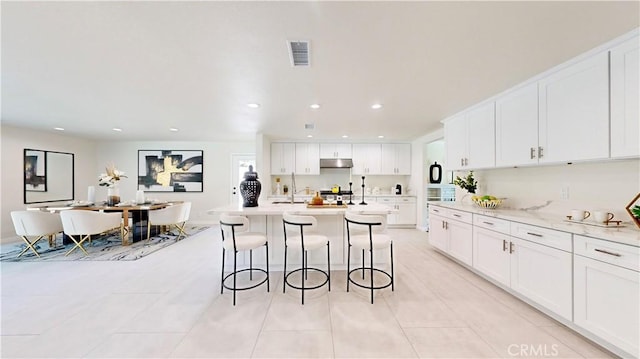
[1,227,615,358]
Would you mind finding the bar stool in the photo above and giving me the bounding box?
[345,212,394,304]
[282,212,330,304]
[219,213,270,306]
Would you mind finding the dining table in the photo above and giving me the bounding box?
[35,202,170,245]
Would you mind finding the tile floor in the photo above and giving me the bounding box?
[1,227,615,358]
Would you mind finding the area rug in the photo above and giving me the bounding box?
[0,225,209,262]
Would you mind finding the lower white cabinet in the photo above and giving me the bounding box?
[378,196,416,227]
[574,235,639,357]
[473,225,573,321]
[428,207,472,265]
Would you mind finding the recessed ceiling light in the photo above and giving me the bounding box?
[54,127,65,131]
[307,134,313,138]
[169,127,179,132]
[378,135,385,138]
[112,127,122,132]
[371,103,383,110]
[247,103,260,108]
[310,104,320,109]
[342,135,349,138]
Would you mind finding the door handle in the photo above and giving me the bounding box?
[509,242,515,254]
[538,146,544,158]
[530,147,536,159]
[594,248,622,257]
[502,239,508,252]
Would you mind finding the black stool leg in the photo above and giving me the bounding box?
[220,248,226,294]
[283,244,287,293]
[346,244,351,292]
[265,242,270,292]
[362,249,365,280]
[250,249,253,281]
[301,247,305,305]
[233,250,238,306]
[370,247,374,304]
[390,242,395,291]
[327,241,331,291]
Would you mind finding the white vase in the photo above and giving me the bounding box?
[107,185,120,206]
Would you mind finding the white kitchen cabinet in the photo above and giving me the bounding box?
[427,206,473,265]
[381,144,411,175]
[574,235,639,357]
[352,144,381,175]
[495,82,539,167]
[378,196,416,227]
[473,222,573,321]
[538,52,609,163]
[610,35,640,159]
[295,143,319,175]
[320,143,352,159]
[271,143,295,175]
[445,102,495,170]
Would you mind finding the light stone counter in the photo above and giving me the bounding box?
[429,202,639,247]
[208,201,395,216]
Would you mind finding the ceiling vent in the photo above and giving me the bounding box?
[304,123,315,130]
[288,40,310,67]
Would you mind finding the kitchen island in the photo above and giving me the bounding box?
[208,201,396,270]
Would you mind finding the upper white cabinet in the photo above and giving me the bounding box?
[538,52,609,163]
[445,102,495,170]
[352,144,382,175]
[610,36,640,159]
[495,82,539,167]
[381,144,411,175]
[295,143,320,175]
[320,143,352,159]
[271,143,295,175]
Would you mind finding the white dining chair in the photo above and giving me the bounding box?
[11,210,64,258]
[60,210,123,256]
[146,202,191,241]
[344,212,394,304]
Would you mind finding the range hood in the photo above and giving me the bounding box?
[319,158,353,168]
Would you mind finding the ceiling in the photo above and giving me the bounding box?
[2,1,638,142]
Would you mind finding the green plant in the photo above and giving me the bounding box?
[631,205,640,218]
[453,171,477,194]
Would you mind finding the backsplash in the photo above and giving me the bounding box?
[270,169,411,196]
[466,158,640,223]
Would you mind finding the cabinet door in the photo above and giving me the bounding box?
[574,255,639,357]
[394,144,412,174]
[380,144,397,174]
[271,143,295,175]
[611,36,640,159]
[352,144,381,175]
[320,143,352,158]
[295,143,319,175]
[473,227,510,286]
[447,219,473,266]
[538,52,609,163]
[444,114,468,170]
[335,143,352,158]
[495,82,539,167]
[428,214,448,252]
[467,102,496,169]
[510,238,572,321]
[395,198,416,225]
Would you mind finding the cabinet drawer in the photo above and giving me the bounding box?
[510,222,572,252]
[429,205,447,216]
[447,208,473,224]
[377,197,394,205]
[397,197,416,204]
[574,235,640,272]
[473,214,510,234]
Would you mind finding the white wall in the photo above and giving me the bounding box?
[1,125,97,241]
[1,125,255,243]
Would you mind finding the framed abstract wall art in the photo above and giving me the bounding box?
[24,149,47,192]
[138,150,203,192]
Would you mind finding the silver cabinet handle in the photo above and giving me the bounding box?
[433,209,440,213]
[464,158,468,166]
[461,158,464,167]
[502,239,508,252]
[538,146,544,158]
[509,242,515,254]
[594,248,622,257]
[526,232,543,237]
[483,221,494,225]
[453,214,461,218]
[530,147,536,159]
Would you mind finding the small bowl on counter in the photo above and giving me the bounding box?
[472,196,503,209]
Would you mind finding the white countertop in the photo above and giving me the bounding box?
[208,201,396,216]
[429,202,640,247]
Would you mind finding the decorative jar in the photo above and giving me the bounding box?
[107,185,121,206]
[240,165,261,207]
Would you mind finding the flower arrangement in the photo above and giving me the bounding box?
[453,171,477,194]
[98,162,127,187]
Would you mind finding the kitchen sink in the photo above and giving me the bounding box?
[271,201,306,204]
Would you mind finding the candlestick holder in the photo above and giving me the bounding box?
[359,176,367,205]
[348,182,354,205]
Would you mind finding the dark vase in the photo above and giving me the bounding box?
[240,165,261,207]
[429,161,442,184]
